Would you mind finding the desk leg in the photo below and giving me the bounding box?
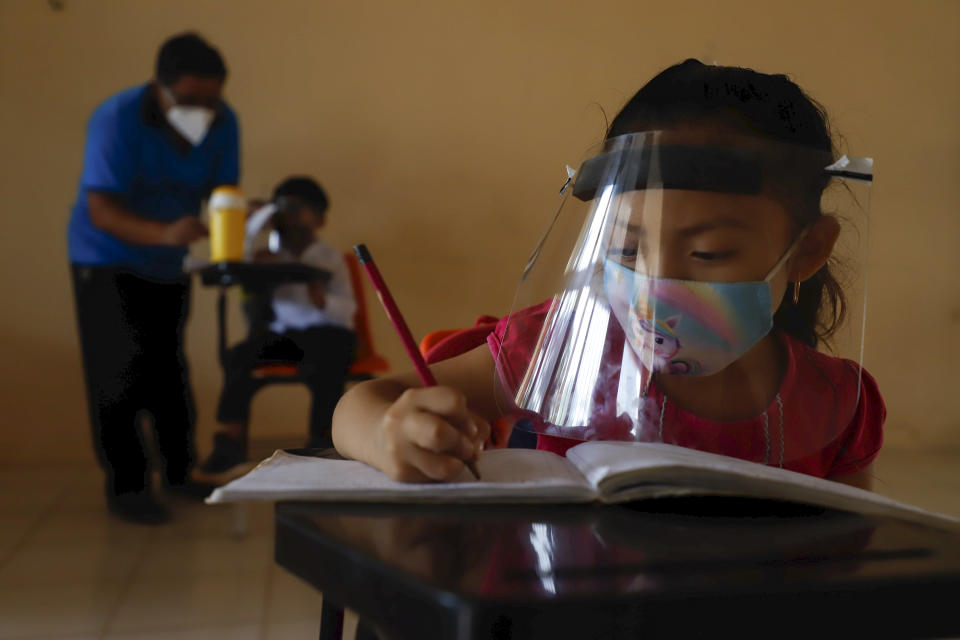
[230,503,248,539]
[217,287,228,368]
[319,598,344,640]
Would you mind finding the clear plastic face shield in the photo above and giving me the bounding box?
[495,130,872,467]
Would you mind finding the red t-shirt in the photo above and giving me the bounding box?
[487,301,885,479]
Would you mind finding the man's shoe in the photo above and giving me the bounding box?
[107,492,171,525]
[192,433,251,485]
[199,433,248,473]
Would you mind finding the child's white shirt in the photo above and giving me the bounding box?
[269,241,356,333]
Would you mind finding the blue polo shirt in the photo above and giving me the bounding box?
[68,83,240,280]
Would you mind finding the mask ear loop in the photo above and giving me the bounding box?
[763,228,809,309]
[764,228,810,300]
[763,228,808,282]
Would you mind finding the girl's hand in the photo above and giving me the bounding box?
[372,386,491,483]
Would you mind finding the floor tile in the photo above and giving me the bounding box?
[1,636,99,640]
[136,534,273,580]
[261,619,321,639]
[0,515,42,563]
[29,509,156,546]
[0,475,68,517]
[0,582,124,638]
[53,470,113,515]
[102,624,261,639]
[153,501,274,540]
[263,564,323,623]
[0,466,77,493]
[0,535,144,587]
[266,609,360,640]
[105,574,266,634]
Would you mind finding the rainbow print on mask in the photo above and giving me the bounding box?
[603,260,774,376]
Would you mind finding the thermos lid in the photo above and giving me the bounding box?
[209,185,245,211]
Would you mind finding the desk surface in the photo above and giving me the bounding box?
[275,499,960,640]
[198,261,331,290]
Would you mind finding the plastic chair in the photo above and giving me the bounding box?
[419,315,498,364]
[343,251,390,381]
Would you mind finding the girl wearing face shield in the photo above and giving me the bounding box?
[332,60,883,490]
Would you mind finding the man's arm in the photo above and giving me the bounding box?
[87,191,207,246]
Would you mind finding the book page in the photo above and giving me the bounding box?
[566,441,960,531]
[566,441,792,490]
[208,448,595,504]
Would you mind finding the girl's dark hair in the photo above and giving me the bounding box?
[608,58,845,348]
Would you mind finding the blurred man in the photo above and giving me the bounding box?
[67,33,240,524]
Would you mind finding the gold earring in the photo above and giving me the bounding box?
[792,281,801,304]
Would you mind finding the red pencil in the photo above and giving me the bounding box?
[353,244,481,480]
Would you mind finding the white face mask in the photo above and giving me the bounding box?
[162,87,215,146]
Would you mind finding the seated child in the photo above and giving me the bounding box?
[197,177,357,480]
[331,60,884,490]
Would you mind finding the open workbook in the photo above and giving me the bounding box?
[207,441,959,530]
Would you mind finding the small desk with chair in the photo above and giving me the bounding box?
[199,255,389,388]
[197,256,389,450]
[197,258,390,536]
[200,260,331,388]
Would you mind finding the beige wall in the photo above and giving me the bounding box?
[0,0,957,465]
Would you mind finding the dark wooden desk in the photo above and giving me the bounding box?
[199,260,330,292]
[274,499,960,640]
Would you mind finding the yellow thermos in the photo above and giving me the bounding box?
[208,186,246,262]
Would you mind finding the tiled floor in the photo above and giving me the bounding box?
[0,446,957,639]
[0,464,343,640]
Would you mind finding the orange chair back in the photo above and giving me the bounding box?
[344,251,390,376]
[418,329,461,359]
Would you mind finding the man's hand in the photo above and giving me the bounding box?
[246,198,268,216]
[161,217,208,246]
[88,192,208,247]
[308,280,326,309]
